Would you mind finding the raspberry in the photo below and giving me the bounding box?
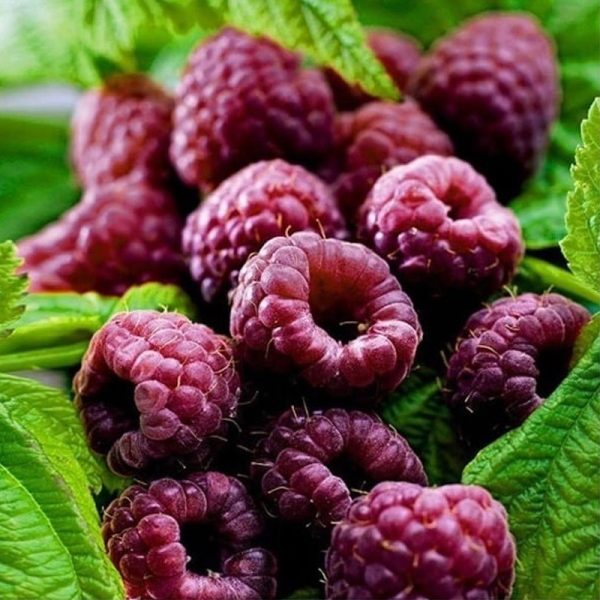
[252,407,427,528]
[358,155,523,307]
[324,29,422,110]
[71,73,174,187]
[18,178,185,296]
[170,28,335,191]
[74,310,241,476]
[326,100,453,221]
[103,472,277,599]
[445,293,590,447]
[409,13,559,199]
[230,232,421,401]
[183,160,347,304]
[326,481,516,599]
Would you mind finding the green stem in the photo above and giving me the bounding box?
[0,342,89,372]
[521,256,600,305]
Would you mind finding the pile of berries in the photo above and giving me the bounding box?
[18,13,590,599]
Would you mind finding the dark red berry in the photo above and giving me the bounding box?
[326,481,516,599]
[170,27,335,192]
[325,100,453,221]
[71,73,174,187]
[324,29,421,110]
[103,472,277,599]
[252,407,427,528]
[358,155,523,306]
[19,178,185,296]
[230,232,421,401]
[183,160,347,304]
[409,13,559,200]
[74,310,241,476]
[445,292,590,448]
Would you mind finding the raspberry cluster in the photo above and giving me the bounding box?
[445,293,590,447]
[74,310,240,476]
[20,14,569,598]
[103,472,277,599]
[230,232,422,401]
[183,159,347,304]
[252,407,427,528]
[326,481,516,599]
[409,13,558,199]
[170,28,335,191]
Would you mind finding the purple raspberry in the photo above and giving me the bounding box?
[445,292,590,447]
[103,471,277,599]
[71,73,174,187]
[74,310,241,476]
[324,29,422,110]
[326,481,516,599]
[19,178,185,295]
[183,160,347,304]
[252,407,427,528]
[323,100,453,222]
[170,27,335,192]
[230,232,422,401]
[358,155,524,307]
[409,13,559,199]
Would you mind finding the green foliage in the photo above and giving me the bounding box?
[0,115,79,242]
[463,335,600,599]
[0,283,197,372]
[0,242,27,338]
[560,99,600,292]
[381,369,466,484]
[0,375,123,599]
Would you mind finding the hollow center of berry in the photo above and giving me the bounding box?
[444,185,478,220]
[307,264,367,344]
[180,523,222,575]
[536,345,572,397]
[327,453,371,496]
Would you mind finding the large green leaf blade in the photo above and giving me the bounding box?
[463,335,600,599]
[560,98,600,291]
[0,399,123,599]
[0,242,27,338]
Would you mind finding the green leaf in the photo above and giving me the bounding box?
[0,115,79,242]
[560,98,600,291]
[206,0,398,99]
[0,283,197,372]
[0,376,123,599]
[571,312,600,368]
[510,159,570,249]
[0,242,27,338]
[516,256,600,310]
[381,368,466,484]
[286,587,321,599]
[463,335,600,599]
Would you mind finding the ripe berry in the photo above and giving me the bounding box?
[326,481,516,599]
[230,232,421,401]
[170,27,335,192]
[183,160,347,304]
[71,73,174,187]
[409,13,559,199]
[252,407,427,528]
[445,292,590,447]
[324,29,421,110]
[19,178,184,295]
[74,310,240,476]
[103,472,277,599]
[358,155,523,307]
[325,100,453,222]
